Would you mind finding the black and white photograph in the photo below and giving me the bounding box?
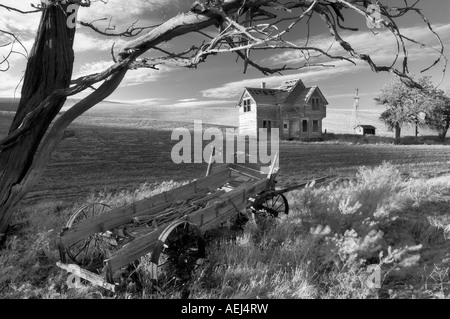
[0,0,449,304]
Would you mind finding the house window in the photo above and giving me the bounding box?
[302,120,308,132]
[283,123,288,129]
[243,99,251,112]
[262,120,272,132]
[312,120,319,132]
[312,97,320,111]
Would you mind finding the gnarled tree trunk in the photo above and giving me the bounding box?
[0,5,76,241]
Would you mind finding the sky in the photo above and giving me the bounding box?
[0,0,449,113]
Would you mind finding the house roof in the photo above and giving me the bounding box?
[355,125,376,129]
[236,79,328,106]
[276,79,306,104]
[237,87,280,105]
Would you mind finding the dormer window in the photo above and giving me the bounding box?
[312,97,320,110]
[243,98,251,112]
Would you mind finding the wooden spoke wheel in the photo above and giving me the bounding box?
[65,202,114,269]
[150,220,205,293]
[253,192,289,227]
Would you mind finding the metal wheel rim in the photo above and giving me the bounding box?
[65,202,112,267]
[253,193,289,226]
[150,220,205,293]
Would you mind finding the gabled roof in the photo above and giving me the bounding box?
[236,87,280,106]
[276,79,306,104]
[236,79,328,106]
[306,86,329,105]
[355,125,376,129]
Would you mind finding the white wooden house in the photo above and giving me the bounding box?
[236,79,328,139]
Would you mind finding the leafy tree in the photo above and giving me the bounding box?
[376,77,449,144]
[375,78,420,144]
[422,89,450,141]
[0,0,446,242]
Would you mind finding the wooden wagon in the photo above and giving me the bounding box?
[52,154,330,293]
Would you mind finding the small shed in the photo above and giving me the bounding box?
[354,125,376,135]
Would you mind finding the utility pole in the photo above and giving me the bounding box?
[349,88,360,134]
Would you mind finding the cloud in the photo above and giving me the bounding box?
[202,60,363,99]
[0,72,24,97]
[326,92,377,100]
[111,97,169,104]
[204,23,450,100]
[75,60,115,77]
[0,1,41,33]
[161,100,234,107]
[81,0,182,21]
[178,98,197,102]
[73,32,128,53]
[74,59,176,86]
[264,23,450,69]
[122,65,175,86]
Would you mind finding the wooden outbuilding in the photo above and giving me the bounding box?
[354,125,376,135]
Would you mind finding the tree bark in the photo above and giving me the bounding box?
[394,123,401,145]
[439,120,449,142]
[0,5,76,241]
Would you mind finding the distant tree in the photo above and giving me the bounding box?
[375,77,445,144]
[0,0,447,243]
[375,78,421,144]
[422,89,450,141]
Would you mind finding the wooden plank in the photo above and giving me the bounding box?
[58,168,231,247]
[209,163,230,175]
[105,179,269,272]
[56,262,116,292]
[229,163,266,180]
[186,179,269,230]
[105,227,163,272]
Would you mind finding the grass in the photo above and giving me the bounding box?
[1,110,449,205]
[1,162,450,299]
[1,109,450,299]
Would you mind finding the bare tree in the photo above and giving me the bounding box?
[0,0,446,243]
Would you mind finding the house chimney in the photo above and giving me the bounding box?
[261,82,266,89]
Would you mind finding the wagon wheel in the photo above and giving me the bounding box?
[252,192,289,228]
[150,220,205,295]
[65,202,114,269]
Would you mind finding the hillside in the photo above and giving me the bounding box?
[0,97,442,138]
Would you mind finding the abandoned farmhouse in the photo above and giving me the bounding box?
[236,79,328,139]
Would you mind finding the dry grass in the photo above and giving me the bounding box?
[1,162,450,299]
[1,107,450,299]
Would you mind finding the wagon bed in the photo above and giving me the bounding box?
[52,157,332,292]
